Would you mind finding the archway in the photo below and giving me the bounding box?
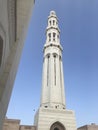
[0,35,3,66]
[50,122,65,130]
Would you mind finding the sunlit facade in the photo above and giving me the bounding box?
[0,0,35,129]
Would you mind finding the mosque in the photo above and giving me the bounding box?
[0,1,97,130]
[3,10,76,130]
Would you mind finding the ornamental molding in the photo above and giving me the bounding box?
[44,43,63,52]
[0,22,6,72]
[7,0,17,48]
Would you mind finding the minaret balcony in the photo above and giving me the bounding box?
[46,26,60,33]
[43,43,63,52]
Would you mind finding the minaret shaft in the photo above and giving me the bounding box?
[41,52,65,109]
[41,11,65,109]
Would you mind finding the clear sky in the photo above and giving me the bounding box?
[6,0,98,128]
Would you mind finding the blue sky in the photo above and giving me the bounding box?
[7,0,98,128]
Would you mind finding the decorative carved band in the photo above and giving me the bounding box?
[7,0,17,47]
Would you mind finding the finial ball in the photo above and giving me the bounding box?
[50,11,56,16]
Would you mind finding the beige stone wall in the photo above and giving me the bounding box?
[3,119,36,130]
[0,0,10,75]
[0,0,35,129]
[78,126,87,130]
[3,119,20,130]
[34,107,77,130]
[17,0,35,39]
[20,125,36,130]
[77,124,98,130]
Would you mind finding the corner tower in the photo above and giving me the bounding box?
[34,11,77,130]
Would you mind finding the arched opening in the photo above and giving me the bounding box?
[49,20,51,26]
[54,128,59,130]
[50,122,65,130]
[53,20,55,25]
[48,33,51,41]
[53,32,56,41]
[0,35,3,66]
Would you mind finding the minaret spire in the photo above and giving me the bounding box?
[45,11,60,45]
[41,11,65,109]
[34,11,77,130]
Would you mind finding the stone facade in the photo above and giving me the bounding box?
[3,118,36,130]
[2,118,98,130]
[0,0,35,129]
[77,124,98,130]
[34,108,76,130]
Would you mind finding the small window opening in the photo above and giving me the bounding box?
[53,33,56,41]
[48,55,50,59]
[54,55,56,58]
[57,35,59,39]
[48,33,51,41]
[59,56,61,60]
[49,21,51,25]
[53,20,55,25]
[55,106,57,109]
[45,106,48,108]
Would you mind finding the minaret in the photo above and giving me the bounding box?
[41,11,65,109]
[34,11,77,130]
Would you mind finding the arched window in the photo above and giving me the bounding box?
[49,20,51,26]
[53,20,55,25]
[0,36,3,66]
[48,33,51,41]
[57,34,59,39]
[53,33,56,41]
